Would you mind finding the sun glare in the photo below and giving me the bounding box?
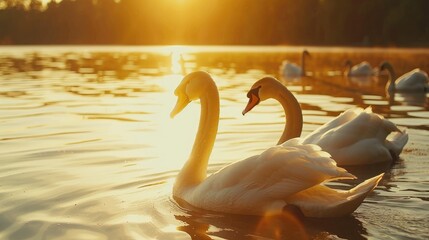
[143,72,199,172]
[152,96,199,171]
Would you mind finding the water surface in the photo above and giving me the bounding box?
[0,46,428,239]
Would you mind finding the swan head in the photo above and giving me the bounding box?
[379,61,395,78]
[242,77,279,115]
[379,61,396,92]
[344,60,352,68]
[303,49,310,57]
[170,71,214,118]
[379,61,393,74]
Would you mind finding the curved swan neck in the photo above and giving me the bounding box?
[174,81,219,193]
[345,61,352,76]
[274,85,303,144]
[385,65,396,92]
[301,53,306,76]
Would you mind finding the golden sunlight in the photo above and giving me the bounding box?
[153,102,199,171]
[147,74,199,171]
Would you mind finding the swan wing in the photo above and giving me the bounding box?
[256,139,356,200]
[314,110,397,148]
[322,139,394,165]
[328,129,408,165]
[303,108,365,143]
[303,108,408,165]
[185,139,355,215]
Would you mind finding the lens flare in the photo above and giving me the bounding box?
[255,210,308,240]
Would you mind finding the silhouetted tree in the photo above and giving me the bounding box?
[0,0,428,46]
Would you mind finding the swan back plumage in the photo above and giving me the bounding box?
[182,139,355,215]
[173,72,384,218]
[349,61,374,76]
[281,61,302,77]
[303,107,408,165]
[380,62,429,92]
[395,68,429,91]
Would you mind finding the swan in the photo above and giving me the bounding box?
[171,71,384,218]
[279,50,310,78]
[345,60,376,77]
[379,61,429,93]
[243,77,409,166]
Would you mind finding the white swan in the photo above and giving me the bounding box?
[345,60,376,77]
[280,50,310,78]
[171,71,383,218]
[380,61,429,93]
[243,77,408,166]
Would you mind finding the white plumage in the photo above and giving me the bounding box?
[280,50,310,78]
[243,77,408,166]
[345,61,376,77]
[171,71,383,218]
[302,107,408,165]
[380,61,429,92]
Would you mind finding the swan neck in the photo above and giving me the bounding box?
[175,83,219,192]
[386,66,396,92]
[301,53,306,76]
[275,87,303,144]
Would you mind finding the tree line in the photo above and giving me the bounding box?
[1,0,428,46]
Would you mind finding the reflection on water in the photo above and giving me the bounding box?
[174,199,367,240]
[0,46,428,240]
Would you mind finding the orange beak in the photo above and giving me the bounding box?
[242,87,261,115]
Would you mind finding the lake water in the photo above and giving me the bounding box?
[0,46,428,240]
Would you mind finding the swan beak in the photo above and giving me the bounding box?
[170,96,190,118]
[242,88,261,115]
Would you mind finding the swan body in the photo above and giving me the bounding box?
[345,60,376,77]
[302,108,408,165]
[380,61,429,92]
[280,50,310,78]
[243,77,408,166]
[171,71,383,218]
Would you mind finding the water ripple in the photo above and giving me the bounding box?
[0,46,428,240]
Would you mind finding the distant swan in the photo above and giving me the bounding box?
[171,71,383,218]
[280,50,310,78]
[380,61,429,93]
[345,60,376,77]
[243,77,408,166]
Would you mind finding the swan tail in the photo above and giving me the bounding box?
[330,173,384,216]
[289,173,384,218]
[386,129,409,158]
[348,173,384,197]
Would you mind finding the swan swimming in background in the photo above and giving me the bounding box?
[171,71,383,218]
[345,60,376,77]
[243,77,409,166]
[280,50,310,78]
[379,61,429,93]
